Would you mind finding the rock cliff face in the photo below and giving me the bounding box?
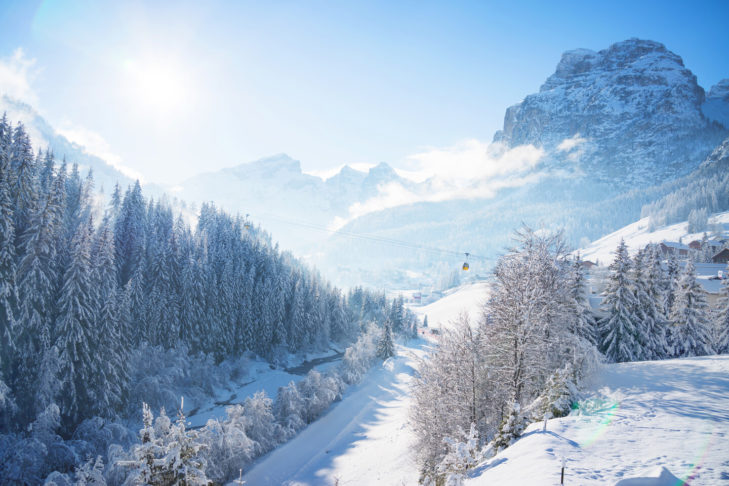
[493,39,727,188]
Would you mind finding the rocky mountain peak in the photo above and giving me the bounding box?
[493,38,726,189]
[708,79,729,101]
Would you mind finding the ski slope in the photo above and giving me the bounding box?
[411,281,489,332]
[467,355,729,485]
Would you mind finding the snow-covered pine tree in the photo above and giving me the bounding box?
[669,259,713,357]
[643,244,670,359]
[436,424,479,486]
[55,216,97,428]
[715,264,729,354]
[491,402,526,453]
[568,256,597,345]
[665,252,680,317]
[14,191,60,421]
[377,320,396,359]
[90,215,129,417]
[599,239,641,362]
[0,143,17,378]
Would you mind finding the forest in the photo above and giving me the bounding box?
[0,116,417,484]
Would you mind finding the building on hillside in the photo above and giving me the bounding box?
[659,241,689,257]
[689,239,723,252]
[580,260,597,270]
[693,263,726,308]
[713,248,729,264]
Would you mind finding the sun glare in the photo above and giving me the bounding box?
[122,58,191,115]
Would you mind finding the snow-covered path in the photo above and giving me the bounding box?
[239,340,428,486]
[468,356,729,485]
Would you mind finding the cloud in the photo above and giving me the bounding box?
[0,48,39,104]
[328,139,545,230]
[557,134,587,162]
[57,123,145,181]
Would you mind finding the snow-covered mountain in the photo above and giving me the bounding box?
[703,78,729,128]
[317,39,729,288]
[0,95,133,193]
[494,38,726,189]
[167,154,419,252]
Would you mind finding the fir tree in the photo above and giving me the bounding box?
[669,259,713,357]
[599,239,641,362]
[568,256,597,345]
[55,218,97,428]
[715,264,729,354]
[377,321,396,359]
[492,402,526,453]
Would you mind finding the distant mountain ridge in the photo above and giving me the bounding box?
[168,154,419,252]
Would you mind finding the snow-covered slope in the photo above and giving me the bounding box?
[411,282,489,332]
[466,355,729,485]
[237,283,489,485]
[0,95,133,192]
[579,210,729,265]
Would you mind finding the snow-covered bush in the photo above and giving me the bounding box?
[297,370,345,424]
[197,412,255,484]
[339,323,380,385]
[127,344,251,417]
[435,424,480,486]
[118,402,210,486]
[273,381,306,438]
[491,402,527,453]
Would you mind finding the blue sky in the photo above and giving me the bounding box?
[0,0,728,184]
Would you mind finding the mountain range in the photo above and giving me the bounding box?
[4,38,729,290]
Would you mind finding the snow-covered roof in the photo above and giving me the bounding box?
[660,241,689,250]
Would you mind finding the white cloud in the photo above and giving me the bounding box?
[557,134,587,162]
[0,48,39,104]
[328,139,546,230]
[557,134,585,152]
[57,123,145,181]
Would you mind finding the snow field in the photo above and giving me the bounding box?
[411,282,489,333]
[467,356,729,485]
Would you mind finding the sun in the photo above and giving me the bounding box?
[122,57,191,115]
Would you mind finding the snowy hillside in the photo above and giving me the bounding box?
[0,95,133,192]
[466,355,729,485]
[411,281,489,332]
[579,210,729,265]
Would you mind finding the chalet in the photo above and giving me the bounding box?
[694,263,726,308]
[689,239,723,252]
[659,241,689,257]
[580,260,596,270]
[713,248,729,264]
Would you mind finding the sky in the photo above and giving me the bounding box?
[0,0,728,185]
